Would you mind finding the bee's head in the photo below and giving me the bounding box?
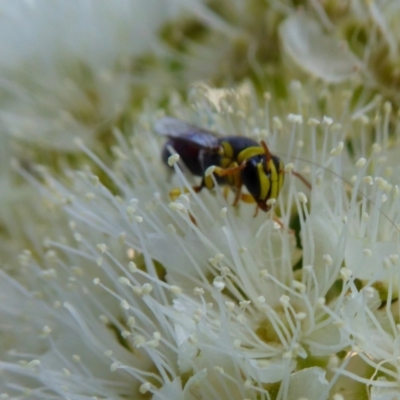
[241,142,284,212]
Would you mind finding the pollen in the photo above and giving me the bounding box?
[307,117,320,126]
[287,113,303,124]
[205,165,216,176]
[120,300,130,310]
[220,207,228,218]
[213,277,225,291]
[363,176,373,185]
[167,153,180,166]
[355,157,366,168]
[330,141,344,156]
[193,287,205,296]
[284,163,294,172]
[169,285,182,294]
[323,254,333,266]
[298,192,308,204]
[169,201,185,211]
[118,277,130,286]
[372,143,382,153]
[139,382,151,394]
[322,116,333,125]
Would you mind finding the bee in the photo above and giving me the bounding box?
[155,117,309,213]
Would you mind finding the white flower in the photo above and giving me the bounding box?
[279,1,400,102]
[0,0,190,151]
[0,0,189,272]
[3,82,400,398]
[2,2,400,398]
[280,13,361,83]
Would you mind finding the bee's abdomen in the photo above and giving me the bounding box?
[162,139,204,176]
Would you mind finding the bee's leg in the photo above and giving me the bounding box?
[212,162,246,178]
[240,193,256,204]
[169,182,204,200]
[169,187,185,200]
[232,186,242,207]
[208,163,246,205]
[168,184,202,226]
[192,183,204,193]
[223,187,230,200]
[235,192,258,216]
[232,172,243,207]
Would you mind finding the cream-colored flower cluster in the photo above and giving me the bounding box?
[2,1,400,400]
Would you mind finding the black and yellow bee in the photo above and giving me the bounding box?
[155,117,305,213]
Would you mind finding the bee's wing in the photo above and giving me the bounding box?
[154,117,220,150]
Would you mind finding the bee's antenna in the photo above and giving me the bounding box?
[292,171,312,190]
[260,140,272,166]
[279,152,400,236]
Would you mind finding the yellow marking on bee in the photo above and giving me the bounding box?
[268,160,280,200]
[220,141,234,158]
[221,157,232,168]
[223,187,230,199]
[240,193,256,203]
[226,172,235,186]
[257,162,270,200]
[169,187,190,200]
[204,174,215,189]
[237,146,264,164]
[278,160,285,193]
[228,162,241,187]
